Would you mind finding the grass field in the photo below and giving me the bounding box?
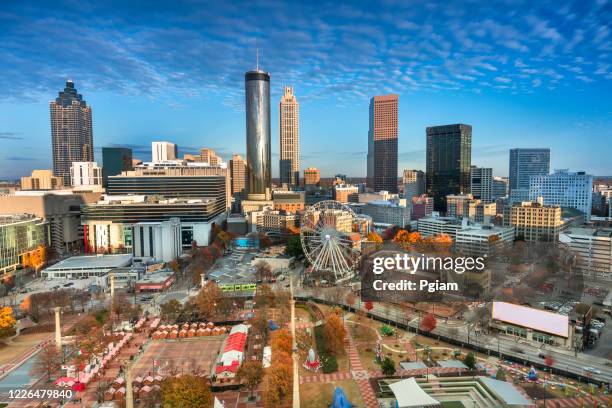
[300,380,364,408]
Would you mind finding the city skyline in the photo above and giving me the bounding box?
[0,0,611,179]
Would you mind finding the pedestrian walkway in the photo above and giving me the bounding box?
[536,395,612,407]
[300,370,352,384]
[344,321,379,408]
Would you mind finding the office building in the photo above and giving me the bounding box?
[0,214,49,275]
[230,154,247,199]
[447,194,496,224]
[357,201,410,228]
[102,147,133,187]
[503,199,562,243]
[152,141,178,162]
[402,169,425,200]
[245,67,271,200]
[417,216,463,238]
[50,80,94,185]
[107,164,229,210]
[411,195,434,220]
[470,166,492,203]
[303,167,321,186]
[70,161,102,188]
[425,124,472,212]
[455,224,514,257]
[358,191,398,204]
[508,148,550,202]
[279,86,300,187]
[529,169,593,221]
[492,176,509,200]
[334,185,359,203]
[273,191,305,213]
[560,227,612,282]
[20,170,63,190]
[367,94,399,193]
[0,190,101,255]
[81,195,226,256]
[249,209,298,238]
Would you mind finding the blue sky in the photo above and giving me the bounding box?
[0,0,610,179]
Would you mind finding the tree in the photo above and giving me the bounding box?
[262,359,292,408]
[381,357,396,376]
[254,284,275,309]
[0,306,16,338]
[196,281,221,320]
[392,230,421,247]
[495,366,507,381]
[419,313,437,333]
[322,312,346,356]
[255,261,273,282]
[463,352,477,370]
[364,301,373,312]
[285,235,304,257]
[160,299,182,322]
[161,374,213,408]
[31,343,61,382]
[237,361,264,399]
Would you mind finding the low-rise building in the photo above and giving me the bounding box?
[135,270,175,292]
[303,167,320,186]
[560,227,612,282]
[0,214,49,275]
[490,301,573,349]
[357,200,410,228]
[41,254,132,279]
[333,185,359,203]
[411,194,434,220]
[70,161,103,188]
[20,169,63,190]
[455,224,514,257]
[417,216,463,238]
[273,191,305,212]
[249,209,298,238]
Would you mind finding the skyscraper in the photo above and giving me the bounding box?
[470,166,493,203]
[50,80,94,185]
[102,147,133,187]
[230,154,247,198]
[152,141,178,162]
[426,124,472,213]
[245,67,271,200]
[508,148,550,202]
[279,86,300,187]
[367,94,398,193]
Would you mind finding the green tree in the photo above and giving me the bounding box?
[381,357,396,376]
[495,366,507,381]
[161,374,212,408]
[285,235,304,257]
[463,352,477,370]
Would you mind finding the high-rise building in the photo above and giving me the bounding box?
[470,166,492,203]
[492,176,509,200]
[402,169,425,200]
[503,199,562,243]
[425,124,472,213]
[229,154,247,199]
[50,80,94,185]
[529,169,593,221]
[560,227,612,282]
[102,147,133,187]
[508,148,550,202]
[367,94,398,193]
[245,67,271,200]
[70,162,102,188]
[303,167,321,186]
[152,141,178,162]
[446,194,496,224]
[198,148,222,166]
[279,86,300,187]
[21,170,63,190]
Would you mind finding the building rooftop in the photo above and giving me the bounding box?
[136,270,174,284]
[0,214,41,225]
[492,301,569,338]
[45,254,133,271]
[562,227,612,238]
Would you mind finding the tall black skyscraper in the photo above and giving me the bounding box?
[102,147,133,187]
[50,80,94,185]
[426,124,472,212]
[245,68,271,200]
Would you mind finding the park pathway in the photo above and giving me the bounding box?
[344,320,379,408]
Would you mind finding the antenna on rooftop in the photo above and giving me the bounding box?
[256,47,259,70]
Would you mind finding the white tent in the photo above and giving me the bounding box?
[214,396,225,408]
[389,378,440,408]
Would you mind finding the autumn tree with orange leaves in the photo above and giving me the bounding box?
[0,306,16,339]
[392,230,421,248]
[263,329,293,408]
[322,311,347,356]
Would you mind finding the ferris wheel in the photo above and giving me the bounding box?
[300,200,360,282]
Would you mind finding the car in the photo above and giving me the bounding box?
[584,367,602,374]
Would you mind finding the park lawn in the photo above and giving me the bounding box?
[300,380,364,408]
[440,401,466,408]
